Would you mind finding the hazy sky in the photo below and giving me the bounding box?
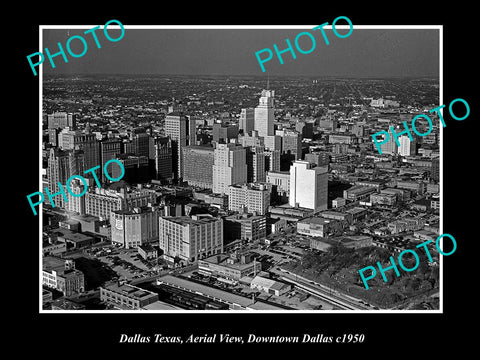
[41,27,440,77]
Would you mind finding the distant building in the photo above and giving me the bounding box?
[329,134,355,145]
[352,124,365,138]
[239,130,265,148]
[239,108,255,134]
[381,187,410,201]
[387,218,426,234]
[58,131,100,171]
[295,121,314,139]
[370,98,400,108]
[213,123,239,143]
[398,135,416,156]
[47,112,76,130]
[43,257,85,296]
[396,180,425,195]
[370,193,397,206]
[376,131,398,155]
[318,119,337,131]
[305,152,329,167]
[319,210,354,225]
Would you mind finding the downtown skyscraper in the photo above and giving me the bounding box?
[212,143,247,195]
[164,113,196,181]
[254,89,275,138]
[289,161,328,213]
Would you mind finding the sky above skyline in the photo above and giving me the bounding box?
[41,27,440,77]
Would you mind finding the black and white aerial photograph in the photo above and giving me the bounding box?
[38,25,442,313]
[15,4,477,355]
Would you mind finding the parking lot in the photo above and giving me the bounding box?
[90,245,162,281]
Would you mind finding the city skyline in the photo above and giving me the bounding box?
[39,74,442,312]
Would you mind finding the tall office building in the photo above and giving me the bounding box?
[100,139,122,184]
[289,161,328,213]
[246,146,266,183]
[228,183,270,215]
[277,130,302,160]
[397,135,416,156]
[124,132,151,158]
[149,136,173,182]
[212,143,247,195]
[239,108,255,134]
[158,214,223,263]
[57,131,99,171]
[254,89,275,138]
[48,129,59,146]
[182,145,215,189]
[164,113,196,180]
[213,123,239,143]
[240,130,265,148]
[264,135,282,152]
[47,148,85,209]
[65,179,86,215]
[264,150,281,172]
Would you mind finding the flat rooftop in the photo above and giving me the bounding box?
[161,215,220,226]
[157,275,254,308]
[54,229,93,242]
[142,300,183,310]
[103,283,158,300]
[299,217,332,226]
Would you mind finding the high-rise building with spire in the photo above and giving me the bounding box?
[254,89,275,138]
